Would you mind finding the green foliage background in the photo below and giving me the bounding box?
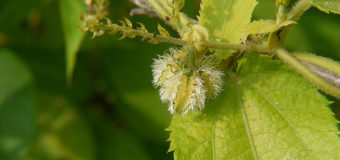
[0,0,339,159]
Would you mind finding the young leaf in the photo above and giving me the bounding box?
[145,0,191,32]
[59,0,86,84]
[199,0,257,59]
[241,19,276,41]
[309,0,340,14]
[168,54,340,159]
[268,20,296,49]
[0,49,35,160]
[158,23,171,37]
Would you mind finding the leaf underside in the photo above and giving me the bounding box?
[199,0,257,60]
[168,54,340,160]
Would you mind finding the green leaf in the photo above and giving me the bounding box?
[0,49,35,160]
[310,0,340,14]
[199,0,257,59]
[268,20,296,49]
[25,94,95,160]
[169,54,340,159]
[59,0,86,84]
[241,19,276,41]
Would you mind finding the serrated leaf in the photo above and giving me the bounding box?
[0,49,35,160]
[310,0,340,14]
[169,53,340,159]
[59,0,86,84]
[199,0,257,60]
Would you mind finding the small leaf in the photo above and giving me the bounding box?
[169,53,340,159]
[309,0,340,14]
[241,19,276,41]
[137,22,149,33]
[136,22,149,41]
[0,49,35,160]
[124,18,133,28]
[157,23,170,37]
[59,0,86,84]
[199,0,257,60]
[268,20,296,49]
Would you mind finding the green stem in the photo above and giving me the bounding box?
[287,0,311,21]
[103,24,187,45]
[275,48,340,98]
[202,41,272,54]
[277,4,287,24]
[99,24,272,54]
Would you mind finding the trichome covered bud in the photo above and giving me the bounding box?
[152,48,223,114]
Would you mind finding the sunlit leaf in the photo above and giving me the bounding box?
[169,53,340,159]
[199,0,257,59]
[241,19,276,41]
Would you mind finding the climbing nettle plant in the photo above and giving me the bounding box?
[80,0,340,159]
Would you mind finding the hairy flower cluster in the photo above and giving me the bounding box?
[152,48,223,114]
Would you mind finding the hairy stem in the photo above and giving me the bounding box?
[287,0,311,21]
[103,24,187,45]
[202,41,271,54]
[102,24,272,54]
[275,48,340,98]
[277,4,287,24]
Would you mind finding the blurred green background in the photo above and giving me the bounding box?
[0,0,339,159]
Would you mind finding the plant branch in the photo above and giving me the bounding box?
[275,48,340,98]
[100,23,187,45]
[94,23,273,54]
[201,41,272,54]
